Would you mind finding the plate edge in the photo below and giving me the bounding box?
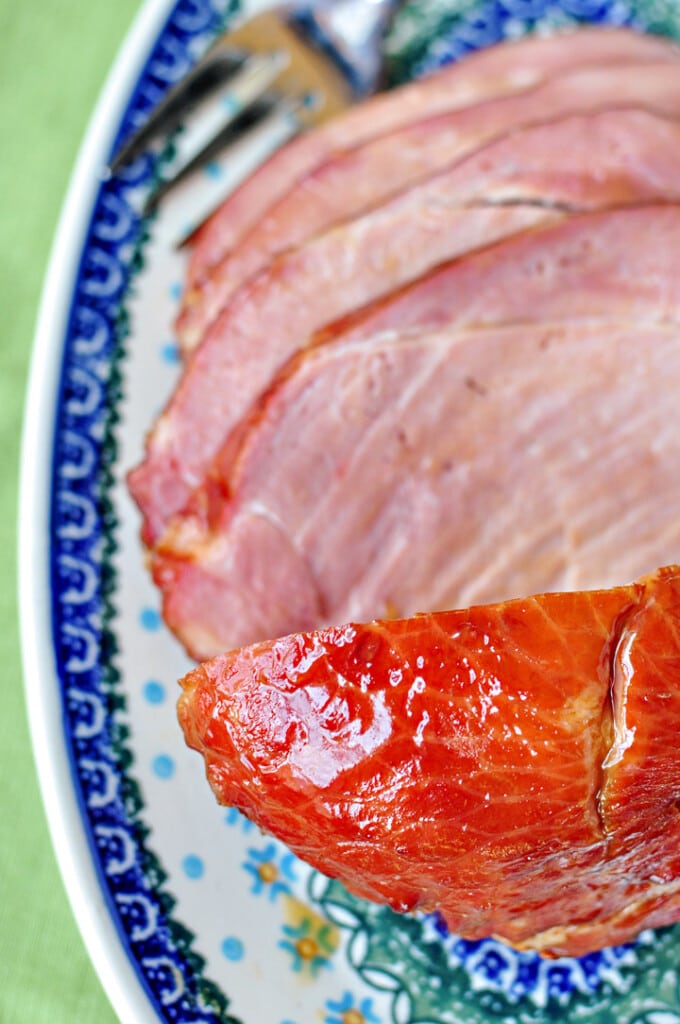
[18,1,178,1021]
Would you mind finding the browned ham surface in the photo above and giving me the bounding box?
[185,26,680,289]
[177,566,680,957]
[155,320,680,660]
[178,66,680,352]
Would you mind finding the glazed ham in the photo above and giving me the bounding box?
[178,64,680,351]
[185,25,680,288]
[177,566,680,958]
[155,319,680,660]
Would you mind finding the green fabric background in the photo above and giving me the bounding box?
[1,1,140,1020]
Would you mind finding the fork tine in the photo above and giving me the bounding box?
[143,94,278,214]
[109,8,354,177]
[109,5,393,238]
[108,43,245,174]
[149,95,308,248]
[149,51,291,189]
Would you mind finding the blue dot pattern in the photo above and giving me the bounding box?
[220,94,241,115]
[203,160,223,181]
[161,341,181,365]
[152,754,175,779]
[139,607,162,631]
[143,679,166,704]
[221,936,244,961]
[182,854,205,879]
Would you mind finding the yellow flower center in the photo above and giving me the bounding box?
[257,861,278,884]
[342,1011,365,1024]
[295,936,319,961]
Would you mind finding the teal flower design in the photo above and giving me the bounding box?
[242,841,297,901]
[279,917,336,977]
[325,990,381,1023]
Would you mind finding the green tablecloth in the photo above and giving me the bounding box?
[0,2,139,1019]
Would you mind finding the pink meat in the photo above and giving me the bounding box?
[132,202,560,545]
[185,26,680,288]
[325,203,680,346]
[131,96,680,546]
[179,104,680,350]
[154,321,680,660]
[178,64,680,351]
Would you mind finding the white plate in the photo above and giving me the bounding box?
[20,0,680,1021]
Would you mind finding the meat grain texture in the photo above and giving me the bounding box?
[128,26,680,956]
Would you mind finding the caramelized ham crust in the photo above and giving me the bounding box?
[177,566,680,958]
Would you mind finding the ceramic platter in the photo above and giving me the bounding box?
[19,0,680,1021]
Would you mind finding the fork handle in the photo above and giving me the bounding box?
[291,0,405,95]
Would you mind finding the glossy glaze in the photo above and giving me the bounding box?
[178,567,680,957]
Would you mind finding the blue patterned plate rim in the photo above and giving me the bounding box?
[19,2,193,1020]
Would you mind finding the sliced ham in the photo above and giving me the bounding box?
[184,26,680,289]
[177,566,680,957]
[130,199,680,549]
[178,64,680,351]
[185,203,680,582]
[155,320,680,660]
[131,203,560,545]
[324,202,680,347]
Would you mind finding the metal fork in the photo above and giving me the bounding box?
[109,1,402,242]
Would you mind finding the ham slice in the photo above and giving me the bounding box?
[131,201,680,550]
[324,202,680,345]
[130,95,680,547]
[184,26,680,289]
[178,64,680,352]
[155,320,680,660]
[177,565,680,957]
[131,202,559,545]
